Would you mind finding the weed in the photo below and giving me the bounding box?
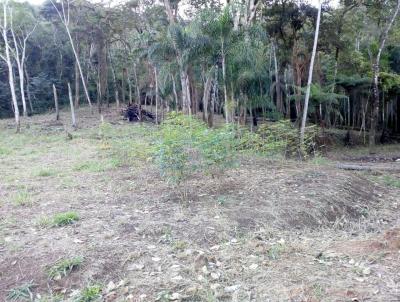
[267,243,286,260]
[216,195,228,206]
[52,212,79,226]
[36,169,57,177]
[47,257,83,280]
[73,159,119,173]
[36,216,52,228]
[311,283,325,299]
[12,189,32,206]
[310,156,331,165]
[35,293,64,302]
[73,285,102,302]
[173,240,188,251]
[0,146,11,156]
[382,175,400,188]
[7,282,35,301]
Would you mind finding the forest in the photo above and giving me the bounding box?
[0,0,400,145]
[1,0,400,301]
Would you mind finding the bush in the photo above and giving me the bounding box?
[155,113,235,185]
[234,121,318,158]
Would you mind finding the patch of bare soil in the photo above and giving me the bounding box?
[1,107,400,301]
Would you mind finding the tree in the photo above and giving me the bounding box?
[0,0,20,132]
[10,6,37,117]
[49,0,92,110]
[300,0,322,146]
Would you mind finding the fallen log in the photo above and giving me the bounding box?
[336,164,373,171]
[336,163,400,172]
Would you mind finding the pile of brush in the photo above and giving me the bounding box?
[123,104,156,123]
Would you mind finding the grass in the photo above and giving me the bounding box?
[267,242,286,260]
[47,257,83,280]
[382,175,400,188]
[7,282,35,301]
[11,189,32,206]
[73,159,120,173]
[35,293,64,302]
[36,169,58,177]
[52,212,79,226]
[173,240,188,251]
[0,146,11,156]
[73,285,102,302]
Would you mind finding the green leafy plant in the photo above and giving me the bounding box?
[155,113,235,191]
[52,212,79,226]
[12,189,32,206]
[7,282,35,301]
[47,257,83,280]
[74,285,102,302]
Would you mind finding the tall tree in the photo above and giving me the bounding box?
[0,0,20,131]
[300,0,322,145]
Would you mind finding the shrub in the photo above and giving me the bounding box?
[233,121,318,158]
[155,113,235,185]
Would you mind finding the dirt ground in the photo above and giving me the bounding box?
[1,107,400,302]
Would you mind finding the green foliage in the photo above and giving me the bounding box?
[36,169,57,177]
[47,257,83,280]
[381,175,400,188]
[12,189,32,206]
[155,113,235,184]
[52,212,79,227]
[73,285,102,302]
[7,282,35,301]
[233,121,318,158]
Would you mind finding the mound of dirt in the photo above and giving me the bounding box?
[189,162,392,231]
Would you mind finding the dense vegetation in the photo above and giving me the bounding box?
[1,0,400,147]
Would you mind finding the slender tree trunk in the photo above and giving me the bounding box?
[50,0,92,111]
[300,1,321,145]
[221,39,229,123]
[203,69,213,124]
[24,66,33,114]
[2,2,19,131]
[154,67,159,124]
[171,74,179,110]
[74,44,80,108]
[133,63,140,104]
[53,84,59,121]
[68,82,76,128]
[272,41,282,113]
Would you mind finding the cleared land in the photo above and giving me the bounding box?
[1,107,400,301]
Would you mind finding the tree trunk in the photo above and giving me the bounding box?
[68,82,76,128]
[133,63,140,104]
[300,1,321,146]
[171,73,179,110]
[53,84,59,121]
[154,67,159,124]
[3,10,20,132]
[273,41,282,113]
[202,68,213,124]
[24,66,33,114]
[74,46,80,108]
[221,39,229,123]
[50,0,92,111]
